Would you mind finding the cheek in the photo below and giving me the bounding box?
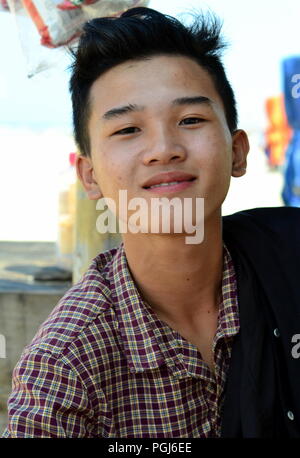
[193,131,232,171]
[193,133,233,201]
[94,152,133,196]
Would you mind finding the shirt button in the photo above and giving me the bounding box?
[287,410,294,421]
[273,328,280,338]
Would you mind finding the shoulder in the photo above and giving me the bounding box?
[223,206,300,267]
[223,206,300,237]
[21,244,122,360]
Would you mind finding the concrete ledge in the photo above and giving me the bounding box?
[0,241,72,435]
[0,290,70,435]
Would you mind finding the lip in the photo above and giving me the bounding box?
[142,171,197,189]
[144,180,196,194]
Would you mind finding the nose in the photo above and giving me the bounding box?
[142,126,187,165]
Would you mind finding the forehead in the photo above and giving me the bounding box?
[88,55,224,114]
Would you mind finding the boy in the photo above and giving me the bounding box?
[2,7,300,438]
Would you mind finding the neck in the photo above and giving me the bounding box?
[122,212,224,327]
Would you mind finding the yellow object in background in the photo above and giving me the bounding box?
[57,151,121,280]
[72,173,121,284]
[57,153,76,270]
[265,95,292,168]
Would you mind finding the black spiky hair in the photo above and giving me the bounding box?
[69,6,238,156]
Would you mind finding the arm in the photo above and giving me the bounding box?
[2,349,95,438]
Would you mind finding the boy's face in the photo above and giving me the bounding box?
[77,54,249,225]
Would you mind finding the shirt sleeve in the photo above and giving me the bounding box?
[1,349,95,438]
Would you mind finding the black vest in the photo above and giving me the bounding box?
[221,206,300,437]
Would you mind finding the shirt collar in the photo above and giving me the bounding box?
[100,242,239,375]
[216,243,240,339]
[106,242,166,373]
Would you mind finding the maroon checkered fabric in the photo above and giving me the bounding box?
[2,242,239,437]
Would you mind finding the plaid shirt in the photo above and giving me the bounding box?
[2,242,239,438]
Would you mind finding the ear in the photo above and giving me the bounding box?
[231,129,250,177]
[75,154,103,200]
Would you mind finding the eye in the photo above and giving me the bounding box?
[112,126,140,136]
[179,117,205,125]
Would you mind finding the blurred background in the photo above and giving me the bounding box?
[0,0,300,434]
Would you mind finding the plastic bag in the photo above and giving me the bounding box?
[81,0,149,21]
[21,0,87,47]
[0,0,9,10]
[6,0,149,76]
[6,0,69,76]
[57,0,98,10]
[11,0,150,47]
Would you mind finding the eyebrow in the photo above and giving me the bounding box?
[102,96,213,120]
[102,104,144,120]
[172,96,213,107]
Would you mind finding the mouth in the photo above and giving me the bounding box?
[144,177,196,190]
[142,171,197,190]
[142,171,196,191]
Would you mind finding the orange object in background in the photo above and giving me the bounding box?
[265,95,292,168]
